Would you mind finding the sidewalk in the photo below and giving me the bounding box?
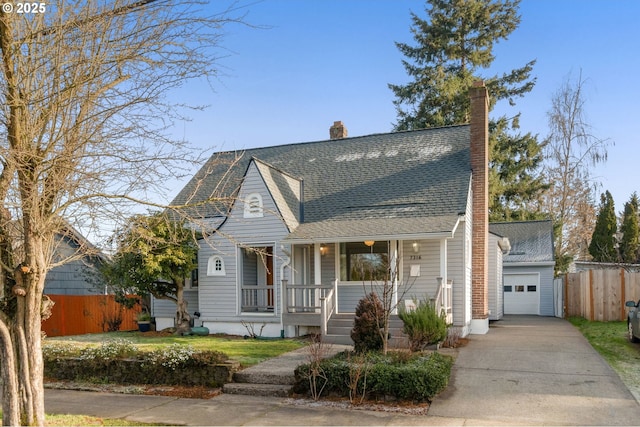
[45,316,640,425]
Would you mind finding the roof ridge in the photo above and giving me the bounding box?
[209,123,471,156]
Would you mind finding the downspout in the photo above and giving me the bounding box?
[280,245,291,338]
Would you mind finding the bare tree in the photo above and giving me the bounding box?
[0,1,245,424]
[540,71,612,273]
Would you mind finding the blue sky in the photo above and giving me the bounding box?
[170,0,640,213]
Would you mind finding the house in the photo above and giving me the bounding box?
[155,82,498,339]
[44,225,107,295]
[489,220,556,316]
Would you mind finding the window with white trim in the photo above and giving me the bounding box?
[243,193,263,218]
[207,255,226,276]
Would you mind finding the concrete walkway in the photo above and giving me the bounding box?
[44,316,640,425]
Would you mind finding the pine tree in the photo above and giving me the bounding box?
[620,193,640,263]
[489,116,548,221]
[589,191,618,262]
[389,0,546,221]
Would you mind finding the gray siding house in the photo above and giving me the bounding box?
[44,227,106,296]
[490,220,556,316]
[157,84,499,340]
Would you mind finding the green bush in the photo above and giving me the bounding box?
[43,339,233,387]
[398,299,448,351]
[294,350,453,402]
[350,292,383,353]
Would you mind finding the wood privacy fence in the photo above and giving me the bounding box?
[42,294,141,337]
[564,269,640,321]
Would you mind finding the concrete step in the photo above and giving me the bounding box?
[233,371,294,385]
[223,382,291,397]
[322,334,354,345]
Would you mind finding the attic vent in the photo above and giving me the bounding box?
[329,121,348,139]
[244,193,263,218]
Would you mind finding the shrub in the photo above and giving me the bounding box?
[43,341,233,387]
[398,299,447,352]
[351,292,383,353]
[42,342,78,362]
[78,339,139,361]
[144,344,195,370]
[294,350,453,402]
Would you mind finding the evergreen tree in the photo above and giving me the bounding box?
[589,191,618,262]
[489,116,548,221]
[389,0,546,221]
[620,193,640,263]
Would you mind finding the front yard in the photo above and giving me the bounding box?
[569,317,640,400]
[45,331,307,366]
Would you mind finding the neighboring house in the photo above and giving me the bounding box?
[157,83,498,339]
[44,225,107,295]
[489,220,556,316]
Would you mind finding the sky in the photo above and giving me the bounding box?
[168,0,640,214]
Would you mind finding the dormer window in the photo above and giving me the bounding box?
[207,255,225,276]
[244,193,263,218]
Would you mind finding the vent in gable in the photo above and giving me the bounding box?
[244,193,264,218]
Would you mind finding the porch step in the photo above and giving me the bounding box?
[222,382,291,397]
[323,314,409,348]
[322,334,354,345]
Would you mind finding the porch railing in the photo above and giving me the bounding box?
[284,282,333,313]
[434,277,453,324]
[320,279,339,336]
[241,285,274,312]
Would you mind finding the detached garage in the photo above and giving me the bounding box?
[490,221,556,316]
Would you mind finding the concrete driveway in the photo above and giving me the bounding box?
[428,315,640,425]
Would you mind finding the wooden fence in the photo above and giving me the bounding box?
[564,269,640,321]
[42,294,141,337]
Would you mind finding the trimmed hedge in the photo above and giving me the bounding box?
[293,350,453,402]
[43,340,238,387]
[44,357,239,387]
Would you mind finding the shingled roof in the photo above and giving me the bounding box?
[489,220,555,264]
[172,125,472,241]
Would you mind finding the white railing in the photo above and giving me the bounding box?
[241,285,275,312]
[320,279,339,336]
[435,277,453,324]
[285,282,333,313]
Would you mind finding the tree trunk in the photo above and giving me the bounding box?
[0,318,20,426]
[9,239,47,426]
[174,278,191,335]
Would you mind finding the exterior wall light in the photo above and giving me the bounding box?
[320,243,327,256]
[412,241,420,253]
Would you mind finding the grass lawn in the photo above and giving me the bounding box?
[0,413,158,426]
[568,317,640,400]
[45,331,308,366]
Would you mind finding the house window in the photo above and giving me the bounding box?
[504,285,512,292]
[191,267,199,287]
[339,241,389,282]
[243,193,263,218]
[207,255,225,276]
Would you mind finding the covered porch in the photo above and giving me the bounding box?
[239,237,456,336]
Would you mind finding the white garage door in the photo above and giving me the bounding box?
[504,273,539,315]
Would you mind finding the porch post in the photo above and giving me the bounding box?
[314,243,322,311]
[390,240,399,314]
[440,238,448,317]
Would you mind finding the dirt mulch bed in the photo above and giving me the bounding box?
[45,379,222,399]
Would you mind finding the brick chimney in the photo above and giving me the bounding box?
[329,121,347,139]
[470,81,489,334]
